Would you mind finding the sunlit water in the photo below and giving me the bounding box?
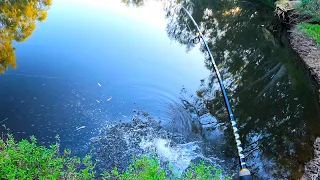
[0,1,209,143]
[0,0,217,176]
[1,0,320,179]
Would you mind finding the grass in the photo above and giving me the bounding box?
[0,134,230,179]
[299,23,320,46]
[297,0,320,18]
[293,0,320,47]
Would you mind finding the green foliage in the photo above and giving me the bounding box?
[299,23,320,46]
[183,161,228,180]
[297,0,320,19]
[0,134,96,179]
[106,156,231,180]
[0,134,230,179]
[0,0,52,73]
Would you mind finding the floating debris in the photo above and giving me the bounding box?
[76,126,86,130]
[98,83,102,87]
[0,118,8,124]
[96,100,100,103]
[107,97,112,101]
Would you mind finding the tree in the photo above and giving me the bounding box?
[121,0,145,7]
[0,0,52,73]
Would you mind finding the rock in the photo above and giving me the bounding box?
[302,138,320,180]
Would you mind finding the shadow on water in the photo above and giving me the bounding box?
[0,0,52,73]
[127,0,320,179]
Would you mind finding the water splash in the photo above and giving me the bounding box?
[91,113,220,174]
[139,138,203,173]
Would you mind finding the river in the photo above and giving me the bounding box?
[0,0,319,179]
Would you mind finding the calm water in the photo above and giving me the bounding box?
[1,0,320,179]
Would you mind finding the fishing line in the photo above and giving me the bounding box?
[180,6,252,180]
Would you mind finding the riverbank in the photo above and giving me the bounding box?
[0,132,229,179]
[275,0,320,100]
[302,138,320,180]
[290,27,320,98]
[274,1,320,178]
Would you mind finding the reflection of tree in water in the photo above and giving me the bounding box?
[121,0,145,7]
[119,0,320,178]
[164,0,320,179]
[0,0,52,73]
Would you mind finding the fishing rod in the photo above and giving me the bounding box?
[181,7,252,180]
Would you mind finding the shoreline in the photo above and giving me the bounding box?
[275,1,320,102]
[289,27,320,100]
[275,1,320,178]
[302,138,320,179]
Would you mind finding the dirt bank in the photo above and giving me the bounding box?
[275,1,320,100]
[289,28,320,99]
[302,138,320,179]
[275,2,320,179]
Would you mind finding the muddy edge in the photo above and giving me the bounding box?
[289,27,320,100]
[275,4,320,178]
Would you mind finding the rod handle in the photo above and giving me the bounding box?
[239,168,253,180]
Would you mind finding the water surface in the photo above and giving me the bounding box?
[1,0,320,179]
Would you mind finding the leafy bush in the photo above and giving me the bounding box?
[299,23,320,46]
[298,0,320,19]
[104,156,231,180]
[0,134,230,179]
[0,134,96,179]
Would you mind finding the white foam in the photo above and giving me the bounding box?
[139,138,202,173]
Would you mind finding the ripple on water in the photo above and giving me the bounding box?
[90,113,226,176]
